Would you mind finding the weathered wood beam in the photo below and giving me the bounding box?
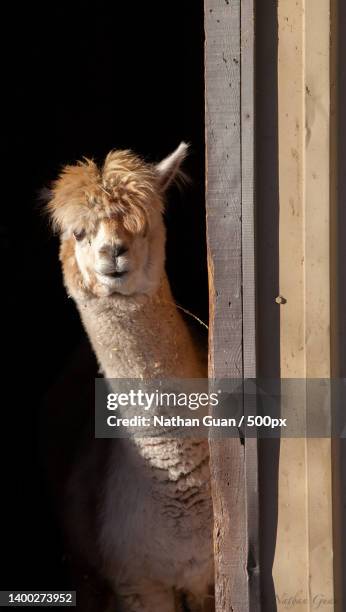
[241,1,260,610]
[205,1,258,610]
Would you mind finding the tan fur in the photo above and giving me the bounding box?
[48,151,162,237]
[48,144,213,612]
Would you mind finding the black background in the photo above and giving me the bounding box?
[1,0,206,591]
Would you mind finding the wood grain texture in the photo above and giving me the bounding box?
[241,1,260,610]
[274,1,335,609]
[205,0,259,609]
[274,6,309,608]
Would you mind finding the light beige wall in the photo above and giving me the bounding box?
[275,1,335,609]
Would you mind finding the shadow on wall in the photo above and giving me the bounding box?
[336,0,346,606]
[256,1,280,610]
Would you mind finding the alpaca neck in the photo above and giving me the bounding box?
[77,273,204,379]
[81,274,209,485]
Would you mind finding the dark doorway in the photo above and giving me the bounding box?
[1,0,206,592]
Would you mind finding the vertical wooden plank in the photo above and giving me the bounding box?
[205,0,258,610]
[241,1,256,372]
[274,1,335,609]
[241,1,260,610]
[205,1,246,609]
[304,2,334,605]
[275,5,309,609]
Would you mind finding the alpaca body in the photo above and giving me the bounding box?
[67,276,213,610]
[48,144,214,611]
[68,435,212,611]
[100,436,212,605]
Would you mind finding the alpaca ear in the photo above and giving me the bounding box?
[155,142,189,192]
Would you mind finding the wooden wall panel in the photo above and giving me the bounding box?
[274,1,336,609]
[241,2,260,610]
[205,1,258,610]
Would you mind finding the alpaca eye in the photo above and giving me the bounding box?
[73,229,86,241]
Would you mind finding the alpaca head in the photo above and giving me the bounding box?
[47,143,188,298]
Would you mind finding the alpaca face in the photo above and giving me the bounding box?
[73,213,165,297]
[48,143,188,298]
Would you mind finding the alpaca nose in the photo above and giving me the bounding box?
[114,243,127,259]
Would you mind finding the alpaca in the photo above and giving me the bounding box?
[47,143,214,612]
